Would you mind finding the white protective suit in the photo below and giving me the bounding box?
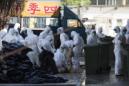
[2,29,24,43]
[126,19,129,32]
[71,31,84,72]
[113,34,124,75]
[23,29,40,67]
[60,33,69,45]
[54,48,67,72]
[0,28,7,51]
[60,40,73,69]
[125,30,129,44]
[113,28,127,75]
[38,26,55,52]
[120,27,126,44]
[87,30,98,46]
[97,27,105,38]
[85,28,92,35]
[38,35,55,54]
[0,28,7,39]
[58,28,70,63]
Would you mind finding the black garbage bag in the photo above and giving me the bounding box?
[7,68,25,83]
[2,41,24,52]
[26,75,68,84]
[27,76,46,84]
[39,48,58,74]
[0,73,9,83]
[39,74,68,83]
[25,69,68,84]
[6,59,18,67]
[0,43,68,84]
[17,63,32,72]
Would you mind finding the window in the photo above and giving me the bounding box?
[22,17,46,28]
[90,0,123,6]
[23,18,29,28]
[46,18,58,27]
[67,19,81,28]
[98,0,106,5]
[9,17,19,24]
[36,18,46,28]
[91,0,97,5]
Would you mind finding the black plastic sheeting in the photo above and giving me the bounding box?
[0,41,68,83]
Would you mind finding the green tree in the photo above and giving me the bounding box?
[63,0,91,18]
[0,0,26,29]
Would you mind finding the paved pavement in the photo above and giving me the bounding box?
[86,68,129,86]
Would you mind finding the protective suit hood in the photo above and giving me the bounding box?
[14,23,20,30]
[57,27,64,34]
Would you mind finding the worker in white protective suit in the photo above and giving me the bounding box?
[22,29,40,67]
[54,47,67,72]
[58,27,69,45]
[2,29,24,43]
[87,30,98,46]
[71,31,84,72]
[38,35,55,54]
[55,27,67,49]
[38,26,55,51]
[97,27,106,38]
[38,26,51,52]
[113,26,127,76]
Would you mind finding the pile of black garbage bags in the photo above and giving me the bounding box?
[0,41,68,83]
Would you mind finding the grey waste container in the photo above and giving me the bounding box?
[84,43,112,74]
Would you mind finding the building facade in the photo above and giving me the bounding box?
[91,0,129,6]
[70,0,129,37]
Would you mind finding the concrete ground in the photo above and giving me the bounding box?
[86,68,129,86]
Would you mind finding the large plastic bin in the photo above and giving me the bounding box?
[84,43,112,74]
